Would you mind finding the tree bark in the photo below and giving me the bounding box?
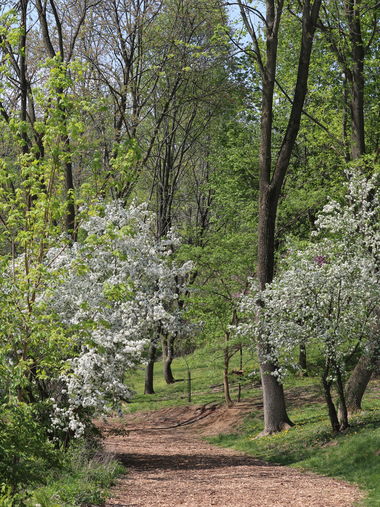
[299,342,307,374]
[163,334,176,384]
[345,0,366,159]
[237,345,243,402]
[256,187,293,433]
[35,0,79,239]
[258,345,293,434]
[335,365,348,430]
[339,352,378,420]
[239,0,322,434]
[262,0,321,434]
[322,366,340,433]
[144,342,157,394]
[223,331,233,407]
[339,309,380,422]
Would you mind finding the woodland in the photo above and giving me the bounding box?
[0,0,379,504]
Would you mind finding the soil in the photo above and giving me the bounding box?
[101,402,364,507]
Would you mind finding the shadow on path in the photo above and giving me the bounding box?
[118,450,275,472]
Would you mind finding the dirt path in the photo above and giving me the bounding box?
[102,404,363,507]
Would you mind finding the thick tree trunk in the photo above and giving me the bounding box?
[339,354,376,419]
[259,359,293,434]
[144,342,157,394]
[238,0,322,434]
[258,327,293,434]
[345,0,366,159]
[257,187,293,433]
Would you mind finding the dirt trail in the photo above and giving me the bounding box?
[102,404,363,507]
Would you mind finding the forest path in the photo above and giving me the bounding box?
[102,404,362,507]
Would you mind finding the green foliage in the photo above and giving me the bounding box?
[0,403,123,505]
[0,403,59,490]
[26,441,124,507]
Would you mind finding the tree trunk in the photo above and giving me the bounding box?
[223,331,233,407]
[345,0,366,159]
[62,132,76,240]
[339,310,380,421]
[163,334,176,384]
[322,370,340,433]
[237,345,243,402]
[335,365,348,430]
[239,0,322,434]
[299,342,307,375]
[144,342,157,394]
[258,348,293,435]
[257,187,293,433]
[187,366,192,402]
[340,354,375,418]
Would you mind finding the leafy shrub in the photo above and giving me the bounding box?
[0,403,59,490]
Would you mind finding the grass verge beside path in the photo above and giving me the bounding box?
[126,348,380,507]
[208,389,380,507]
[0,441,125,507]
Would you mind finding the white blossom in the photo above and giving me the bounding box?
[47,201,193,434]
[236,173,380,381]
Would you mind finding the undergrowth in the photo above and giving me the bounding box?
[0,440,124,507]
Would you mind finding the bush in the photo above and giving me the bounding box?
[26,441,124,507]
[0,402,59,491]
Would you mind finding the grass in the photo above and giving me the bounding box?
[24,441,125,507]
[124,345,260,412]
[208,383,380,507]
[125,347,380,507]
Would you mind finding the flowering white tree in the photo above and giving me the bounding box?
[47,201,193,438]
[237,173,380,432]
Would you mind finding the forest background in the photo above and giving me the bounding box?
[0,0,379,503]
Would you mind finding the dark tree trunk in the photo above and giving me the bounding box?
[339,311,380,422]
[223,331,233,407]
[62,132,76,239]
[322,367,340,433]
[239,0,322,434]
[345,0,366,159]
[299,342,307,374]
[237,345,243,402]
[163,334,176,384]
[339,353,377,420]
[20,0,29,155]
[321,0,366,161]
[35,0,78,240]
[144,342,157,394]
[187,366,192,402]
[257,187,293,433]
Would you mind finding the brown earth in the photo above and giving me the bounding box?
[101,402,364,507]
